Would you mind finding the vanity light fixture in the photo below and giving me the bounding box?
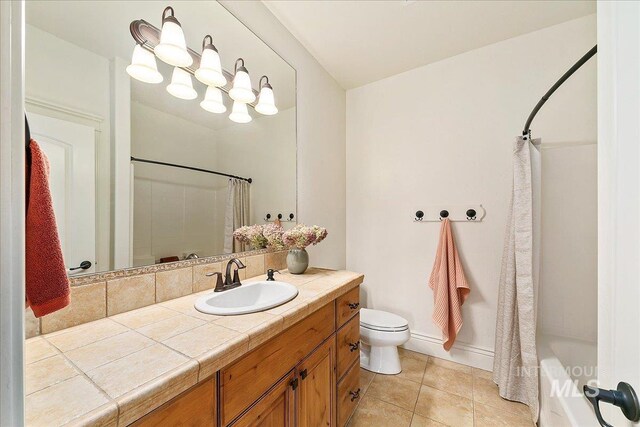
[255,76,278,115]
[167,67,197,100]
[195,35,227,87]
[229,101,252,123]
[229,58,256,104]
[154,6,192,67]
[200,86,227,114]
[126,44,163,84]
[128,6,278,124]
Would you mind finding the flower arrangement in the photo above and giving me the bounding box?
[282,224,328,250]
[233,223,286,250]
[263,223,286,250]
[233,225,268,249]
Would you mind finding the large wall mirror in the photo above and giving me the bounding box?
[25,1,296,276]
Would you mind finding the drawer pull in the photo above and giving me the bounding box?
[349,388,361,401]
[349,341,360,352]
[348,302,360,310]
[300,369,308,380]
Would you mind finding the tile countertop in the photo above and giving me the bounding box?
[25,268,364,427]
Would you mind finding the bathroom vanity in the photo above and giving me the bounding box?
[25,269,363,426]
[136,285,361,426]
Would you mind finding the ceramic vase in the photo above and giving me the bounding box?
[286,248,309,274]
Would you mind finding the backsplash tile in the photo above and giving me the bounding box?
[156,268,192,302]
[192,262,222,292]
[28,251,287,337]
[245,254,265,278]
[107,274,155,316]
[265,250,287,271]
[41,282,107,334]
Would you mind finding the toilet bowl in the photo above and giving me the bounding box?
[359,308,410,375]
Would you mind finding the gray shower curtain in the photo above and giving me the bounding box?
[493,136,541,421]
[223,178,250,253]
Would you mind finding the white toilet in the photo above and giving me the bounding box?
[359,308,410,374]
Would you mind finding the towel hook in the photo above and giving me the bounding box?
[414,210,424,221]
[439,210,449,221]
[466,209,477,221]
[264,213,271,221]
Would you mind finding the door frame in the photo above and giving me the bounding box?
[0,0,25,425]
[597,1,640,425]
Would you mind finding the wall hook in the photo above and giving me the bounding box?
[264,213,271,221]
[288,213,295,221]
[466,209,477,221]
[277,213,283,220]
[414,210,424,221]
[439,210,449,221]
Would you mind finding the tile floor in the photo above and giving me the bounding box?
[347,349,535,427]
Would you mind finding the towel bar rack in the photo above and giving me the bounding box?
[413,205,485,222]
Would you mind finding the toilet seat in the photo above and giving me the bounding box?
[360,308,409,333]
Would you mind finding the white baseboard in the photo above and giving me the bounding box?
[403,331,495,371]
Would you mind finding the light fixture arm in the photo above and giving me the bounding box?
[161,6,178,24]
[259,75,271,89]
[202,34,214,50]
[234,58,246,74]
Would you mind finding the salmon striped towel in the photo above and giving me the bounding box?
[429,219,470,351]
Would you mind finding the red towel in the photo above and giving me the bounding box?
[428,219,470,351]
[26,139,70,317]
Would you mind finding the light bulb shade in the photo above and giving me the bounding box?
[200,86,227,114]
[166,67,197,100]
[154,19,192,67]
[195,41,226,87]
[126,45,163,84]
[229,101,252,123]
[229,68,255,103]
[255,85,278,115]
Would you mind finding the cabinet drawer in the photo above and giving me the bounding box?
[336,313,360,380]
[220,302,336,426]
[337,361,361,427]
[336,286,360,328]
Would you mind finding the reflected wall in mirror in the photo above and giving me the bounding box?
[25,1,296,276]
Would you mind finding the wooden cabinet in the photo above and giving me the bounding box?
[130,285,361,427]
[337,361,361,427]
[131,377,216,427]
[336,287,360,328]
[220,303,335,425]
[296,338,336,427]
[336,313,360,381]
[230,372,296,427]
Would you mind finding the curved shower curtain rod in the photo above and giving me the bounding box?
[522,45,597,139]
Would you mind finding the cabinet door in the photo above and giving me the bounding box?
[297,338,337,427]
[231,371,296,427]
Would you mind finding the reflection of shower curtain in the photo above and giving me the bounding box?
[223,179,250,253]
[493,136,541,421]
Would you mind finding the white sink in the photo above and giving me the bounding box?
[194,281,298,316]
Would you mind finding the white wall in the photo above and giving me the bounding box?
[221,1,347,269]
[346,15,596,367]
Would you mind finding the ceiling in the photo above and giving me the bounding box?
[264,0,596,89]
[26,1,295,130]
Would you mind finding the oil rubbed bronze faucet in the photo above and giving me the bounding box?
[206,258,246,292]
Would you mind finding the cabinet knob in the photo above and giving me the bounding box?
[348,302,359,310]
[349,388,361,402]
[349,341,360,352]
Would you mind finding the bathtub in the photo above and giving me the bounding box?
[538,334,597,426]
